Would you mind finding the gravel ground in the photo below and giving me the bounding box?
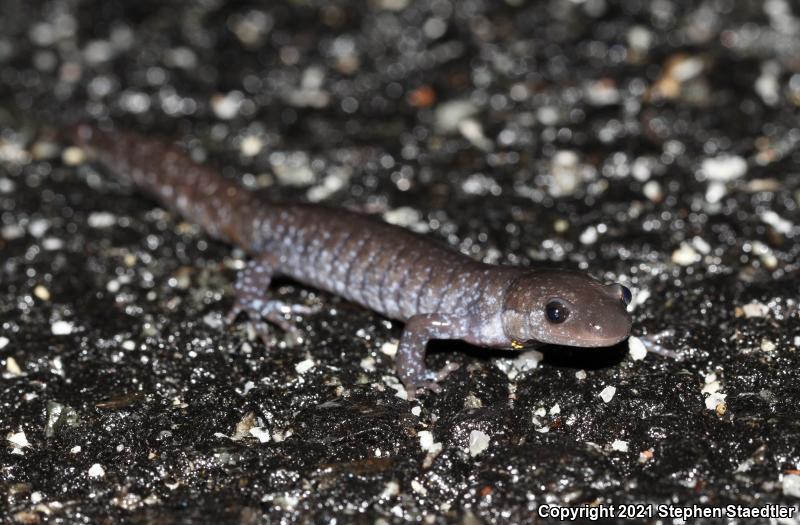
[2,0,800,523]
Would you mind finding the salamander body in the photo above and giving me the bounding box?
[72,124,633,398]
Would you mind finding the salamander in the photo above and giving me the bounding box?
[70,123,633,399]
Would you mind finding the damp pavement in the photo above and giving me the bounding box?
[2,0,800,523]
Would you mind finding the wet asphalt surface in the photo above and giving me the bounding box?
[2,0,800,523]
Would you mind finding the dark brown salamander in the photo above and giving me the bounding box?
[71,123,633,398]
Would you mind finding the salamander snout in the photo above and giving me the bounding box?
[501,270,633,349]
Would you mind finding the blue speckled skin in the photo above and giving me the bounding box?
[72,124,633,398]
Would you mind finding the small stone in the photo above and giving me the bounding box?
[458,118,493,151]
[7,430,30,449]
[240,135,264,157]
[672,242,700,266]
[611,440,629,452]
[579,226,598,245]
[575,370,587,380]
[360,357,376,372]
[211,91,243,120]
[0,336,8,349]
[700,155,747,182]
[34,285,51,301]
[705,181,727,203]
[410,479,427,496]
[783,474,800,498]
[704,392,726,411]
[51,320,74,335]
[599,386,616,403]
[468,430,490,457]
[62,146,86,166]
[88,463,106,478]
[512,350,543,372]
[249,427,270,443]
[87,211,116,228]
[418,431,442,454]
[741,301,769,318]
[295,359,315,374]
[642,180,662,202]
[435,99,478,132]
[6,357,23,376]
[628,336,647,360]
[380,341,398,357]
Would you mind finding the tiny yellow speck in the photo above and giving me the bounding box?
[511,340,524,350]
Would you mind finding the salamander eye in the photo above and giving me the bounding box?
[609,283,632,306]
[620,285,632,306]
[545,301,569,324]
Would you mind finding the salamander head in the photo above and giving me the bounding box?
[501,270,632,348]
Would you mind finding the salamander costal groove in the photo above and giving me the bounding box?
[70,123,634,399]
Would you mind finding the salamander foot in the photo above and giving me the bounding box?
[226,298,311,348]
[403,363,460,400]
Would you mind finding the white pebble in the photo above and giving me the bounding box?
[704,392,726,411]
[249,427,270,443]
[380,341,398,357]
[575,370,587,380]
[211,91,243,120]
[627,25,653,52]
[6,356,22,376]
[70,445,81,454]
[631,156,653,181]
[410,479,427,496]
[34,285,51,301]
[62,146,86,166]
[411,406,421,417]
[760,210,793,234]
[611,439,629,452]
[783,474,800,498]
[642,181,662,202]
[513,350,543,372]
[0,336,8,349]
[51,320,74,335]
[672,242,700,266]
[468,430,490,457]
[87,211,116,228]
[741,301,769,318]
[359,357,376,372]
[7,430,30,448]
[295,358,315,374]
[240,135,264,157]
[88,463,106,478]
[435,99,478,132]
[628,336,647,360]
[705,181,727,203]
[579,226,598,245]
[599,386,616,403]
[418,431,442,454]
[700,155,747,182]
[458,118,493,151]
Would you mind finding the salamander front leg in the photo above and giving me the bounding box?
[226,257,313,346]
[396,314,465,400]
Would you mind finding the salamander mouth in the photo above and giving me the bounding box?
[570,333,630,348]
